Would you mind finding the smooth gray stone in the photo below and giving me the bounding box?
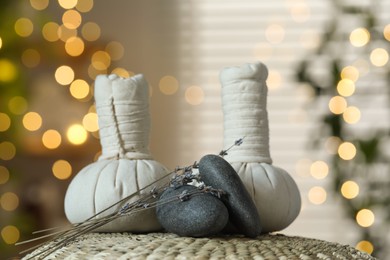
[199,154,262,237]
[156,185,229,237]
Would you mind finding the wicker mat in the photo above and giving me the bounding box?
[24,232,375,260]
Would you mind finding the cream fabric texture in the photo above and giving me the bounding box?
[221,62,301,233]
[64,74,169,232]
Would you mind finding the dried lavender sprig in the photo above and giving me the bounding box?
[219,136,246,156]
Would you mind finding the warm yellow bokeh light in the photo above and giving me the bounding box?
[65,36,85,57]
[0,113,11,132]
[42,22,60,42]
[159,75,179,95]
[267,70,282,90]
[356,209,375,228]
[76,0,93,12]
[0,192,19,211]
[111,68,132,78]
[14,18,34,37]
[341,180,359,199]
[91,51,111,70]
[42,129,62,149]
[70,79,90,99]
[0,59,17,82]
[55,65,75,85]
[0,142,16,161]
[52,160,72,180]
[58,0,77,9]
[290,4,310,23]
[308,186,327,205]
[62,10,82,29]
[328,96,347,114]
[21,49,41,68]
[105,41,124,60]
[349,28,370,47]
[185,86,204,105]
[337,79,355,97]
[1,225,20,245]
[0,37,2,49]
[341,66,359,82]
[370,48,389,67]
[310,160,329,179]
[83,113,99,132]
[8,96,28,115]
[67,124,88,145]
[30,0,49,10]
[338,142,356,160]
[265,24,285,44]
[343,106,361,124]
[57,25,77,42]
[81,22,101,42]
[23,112,42,131]
[356,240,374,255]
[384,24,390,42]
[0,166,10,184]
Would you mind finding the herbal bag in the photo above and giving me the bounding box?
[220,62,301,233]
[64,74,169,232]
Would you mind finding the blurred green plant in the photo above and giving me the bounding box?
[296,0,389,257]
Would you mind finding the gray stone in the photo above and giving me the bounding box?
[199,154,262,237]
[156,185,229,237]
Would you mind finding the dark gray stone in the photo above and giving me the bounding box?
[156,185,229,237]
[199,154,262,237]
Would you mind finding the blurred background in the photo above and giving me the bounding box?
[0,0,389,258]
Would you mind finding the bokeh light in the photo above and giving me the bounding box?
[325,136,342,154]
[0,59,18,82]
[42,22,60,42]
[356,209,375,228]
[290,4,310,23]
[111,68,132,78]
[23,112,42,131]
[91,51,111,70]
[341,66,359,82]
[69,79,90,99]
[52,160,72,180]
[384,24,390,42]
[0,166,10,184]
[159,75,179,95]
[0,37,2,49]
[0,192,19,211]
[0,142,16,161]
[265,24,285,44]
[185,86,204,105]
[42,130,62,149]
[337,79,355,97]
[328,96,347,114]
[67,124,88,145]
[65,36,85,56]
[82,22,101,42]
[308,186,327,205]
[310,160,329,179]
[76,0,94,12]
[82,112,99,132]
[338,142,356,160]
[370,48,389,67]
[105,41,124,60]
[58,0,77,9]
[55,65,75,85]
[30,0,49,10]
[62,10,82,29]
[349,28,370,47]
[14,18,34,37]
[356,240,374,255]
[1,225,20,244]
[343,106,361,124]
[8,96,28,115]
[341,180,359,199]
[57,25,77,42]
[0,113,11,132]
[267,70,282,90]
[21,49,41,68]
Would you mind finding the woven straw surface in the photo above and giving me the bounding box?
[25,232,375,260]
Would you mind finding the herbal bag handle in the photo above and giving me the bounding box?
[220,62,301,233]
[64,74,169,233]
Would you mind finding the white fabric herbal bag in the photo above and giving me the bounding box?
[220,62,301,233]
[64,74,169,232]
